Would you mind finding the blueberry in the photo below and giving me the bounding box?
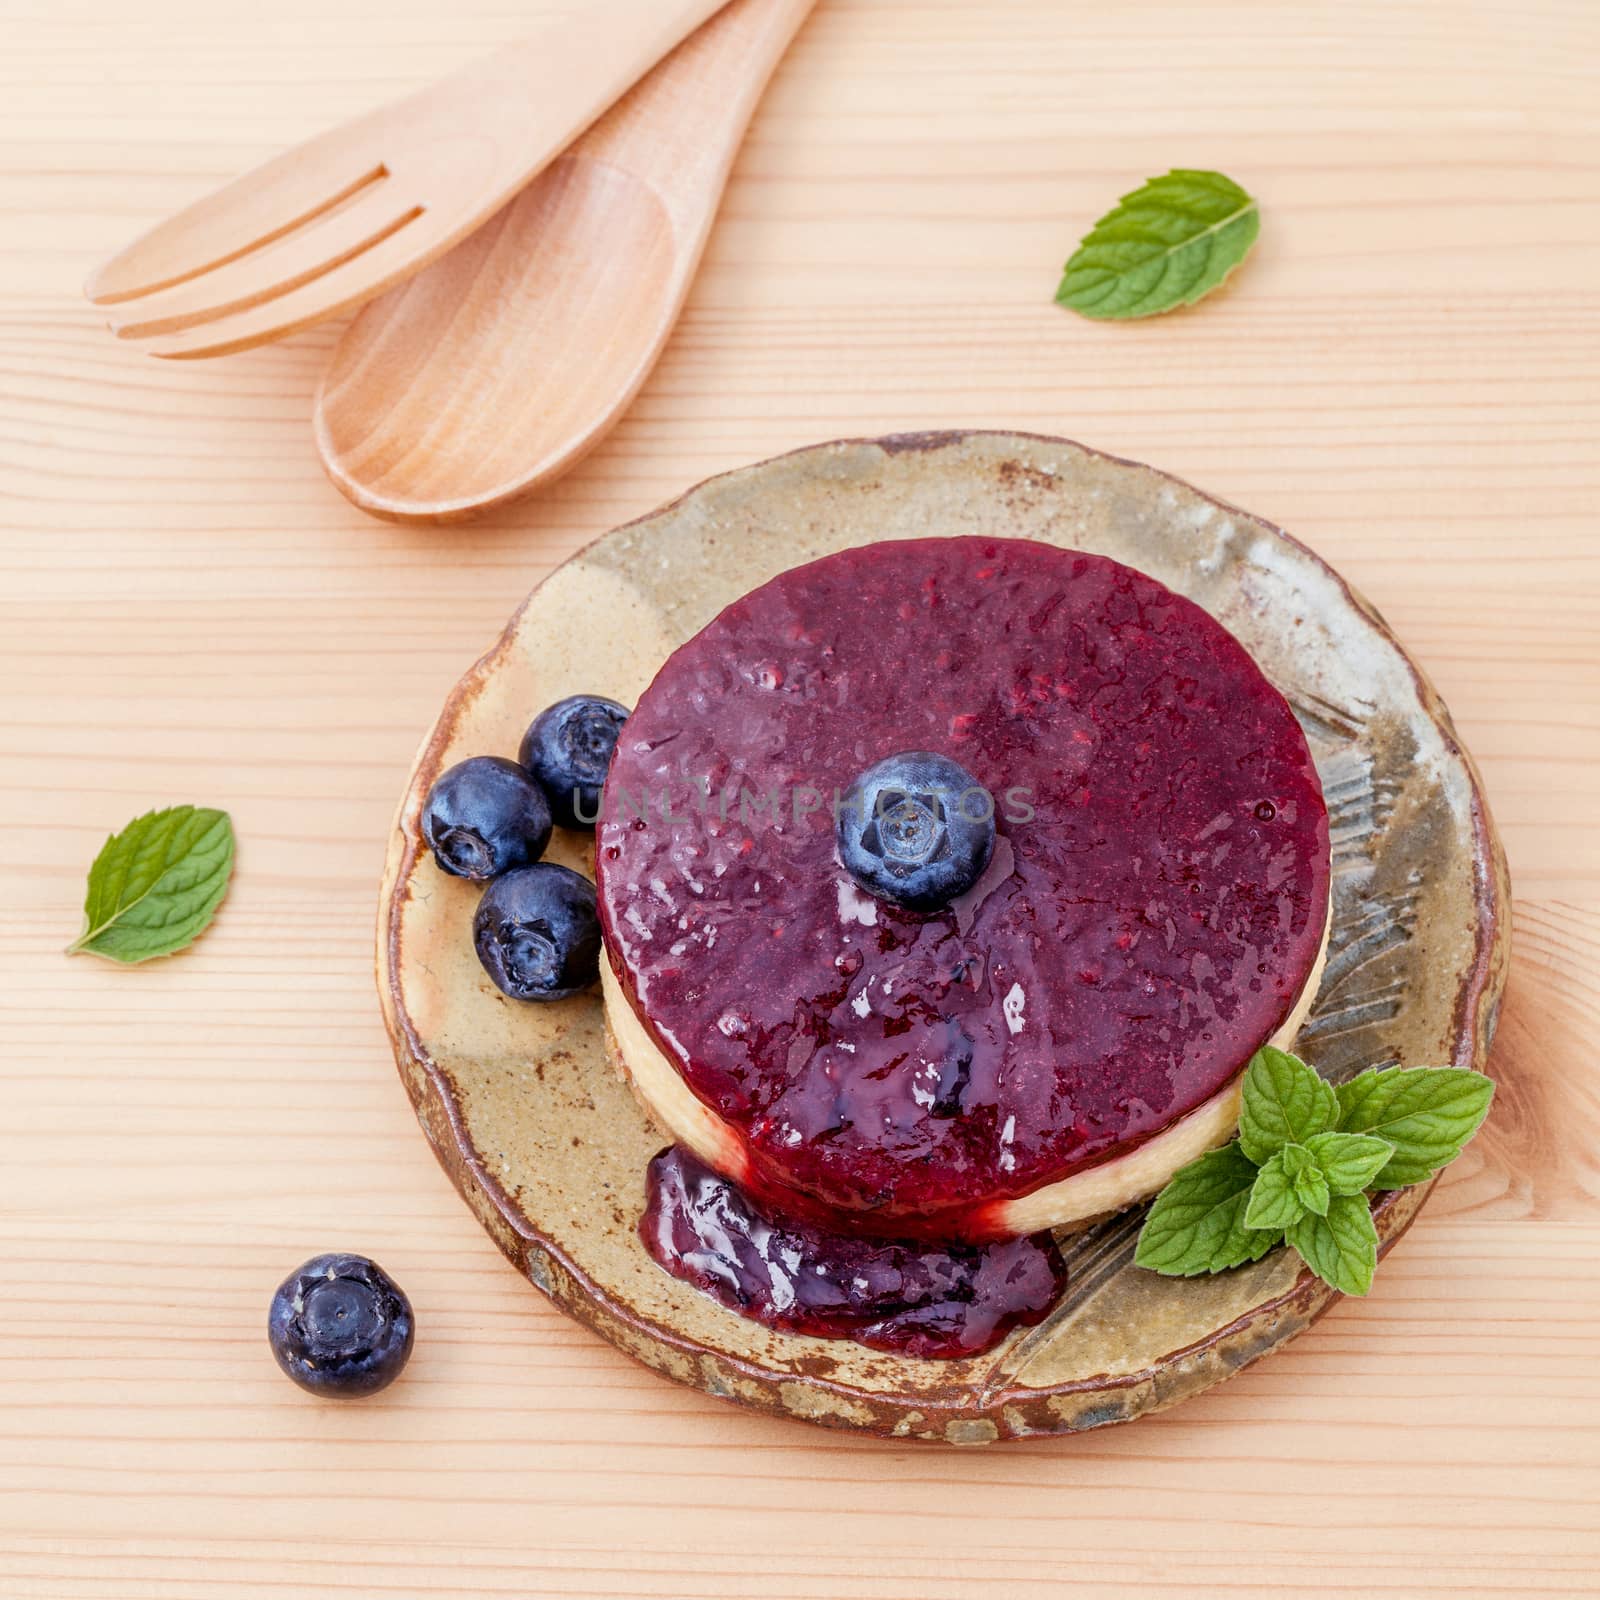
[519,695,628,830]
[473,862,602,1001]
[267,1253,414,1399]
[837,751,995,912]
[422,756,551,881]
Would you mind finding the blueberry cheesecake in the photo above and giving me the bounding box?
[593,537,1330,1350]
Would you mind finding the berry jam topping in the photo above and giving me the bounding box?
[267,1253,414,1398]
[598,538,1329,1237]
[422,756,552,882]
[640,1145,1066,1359]
[837,750,995,911]
[474,862,602,1001]
[520,694,629,831]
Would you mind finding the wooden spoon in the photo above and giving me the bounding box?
[314,0,815,523]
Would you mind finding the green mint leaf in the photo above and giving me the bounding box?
[1293,1154,1331,1217]
[1237,1046,1340,1165]
[68,806,234,964]
[1336,1067,1495,1187]
[1054,169,1260,320]
[1135,1143,1280,1277]
[1304,1130,1395,1197]
[1242,1146,1309,1232]
[1286,1194,1379,1296]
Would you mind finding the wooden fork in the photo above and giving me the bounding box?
[85,0,732,359]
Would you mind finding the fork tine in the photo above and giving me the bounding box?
[132,210,465,359]
[107,189,425,341]
[85,135,390,306]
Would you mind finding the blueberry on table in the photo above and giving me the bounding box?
[473,862,602,1001]
[422,756,552,881]
[837,751,996,912]
[267,1253,414,1399]
[519,695,628,830]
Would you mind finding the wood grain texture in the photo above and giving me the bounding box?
[1,0,1596,1594]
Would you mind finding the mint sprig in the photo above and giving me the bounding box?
[67,805,234,963]
[1134,1048,1494,1296]
[1054,169,1260,321]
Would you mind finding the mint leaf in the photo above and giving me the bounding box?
[1054,169,1260,320]
[1292,1151,1331,1217]
[68,806,234,963]
[1286,1194,1379,1296]
[1237,1047,1340,1165]
[1305,1130,1394,1196]
[1337,1067,1495,1187]
[1243,1146,1308,1232]
[1140,1058,1493,1291]
[1135,1144,1279,1276]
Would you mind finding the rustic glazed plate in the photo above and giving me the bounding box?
[378,431,1509,1443]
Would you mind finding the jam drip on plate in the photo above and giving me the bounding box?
[640,1145,1067,1359]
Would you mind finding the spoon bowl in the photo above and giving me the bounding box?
[315,0,815,523]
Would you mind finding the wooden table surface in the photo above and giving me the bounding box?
[3,1,1597,1595]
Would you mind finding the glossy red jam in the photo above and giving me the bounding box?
[598,538,1329,1239]
[640,1145,1066,1358]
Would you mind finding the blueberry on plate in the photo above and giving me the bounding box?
[519,695,628,830]
[474,862,602,1001]
[837,750,996,912]
[267,1253,414,1399]
[422,755,552,881]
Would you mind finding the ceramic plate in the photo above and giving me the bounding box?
[378,432,1509,1443]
